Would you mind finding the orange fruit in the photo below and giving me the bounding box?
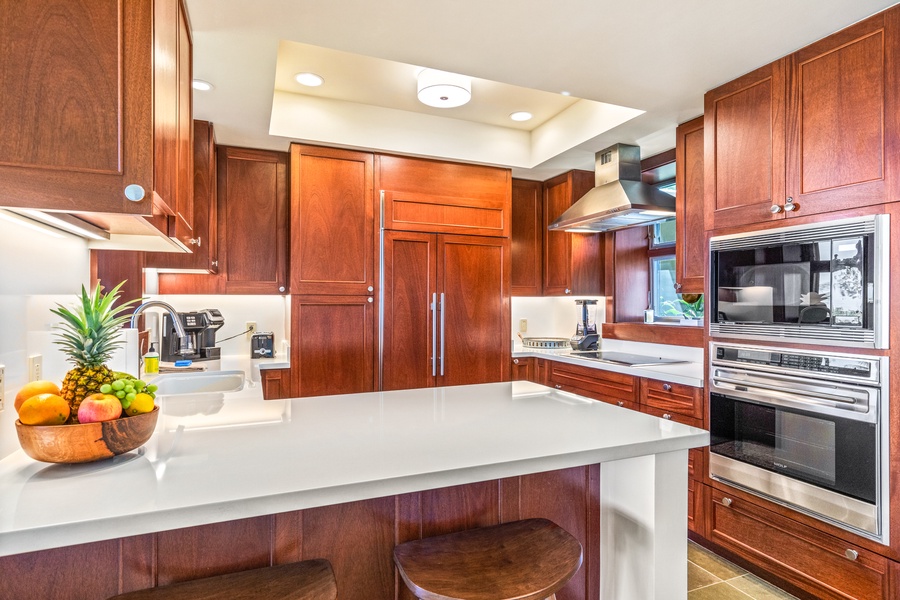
[14,380,61,413]
[18,393,70,426]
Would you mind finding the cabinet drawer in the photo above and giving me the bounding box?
[709,489,889,600]
[548,362,638,404]
[641,378,703,420]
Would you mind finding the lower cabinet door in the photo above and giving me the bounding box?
[260,368,291,400]
[708,488,890,599]
[291,295,375,397]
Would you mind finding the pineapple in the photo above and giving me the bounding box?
[51,282,139,423]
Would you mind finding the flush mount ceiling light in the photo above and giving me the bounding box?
[192,79,214,91]
[509,111,533,122]
[295,72,324,87]
[417,69,471,108]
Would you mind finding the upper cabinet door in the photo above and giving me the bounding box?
[290,144,375,296]
[0,0,153,214]
[675,117,706,295]
[704,60,787,230]
[511,179,543,296]
[785,8,899,217]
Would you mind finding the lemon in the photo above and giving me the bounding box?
[125,392,155,416]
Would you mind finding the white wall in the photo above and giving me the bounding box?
[511,296,606,341]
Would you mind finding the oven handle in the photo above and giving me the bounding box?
[711,375,859,405]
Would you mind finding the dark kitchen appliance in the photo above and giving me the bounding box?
[251,332,276,359]
[567,351,688,367]
[708,342,888,543]
[162,309,225,362]
[709,214,889,349]
[570,299,599,351]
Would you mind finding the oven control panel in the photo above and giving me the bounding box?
[714,345,878,379]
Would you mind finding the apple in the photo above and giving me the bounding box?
[77,393,122,423]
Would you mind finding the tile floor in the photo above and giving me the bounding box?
[688,540,799,599]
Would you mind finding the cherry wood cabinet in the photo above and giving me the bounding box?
[376,154,511,238]
[511,179,543,296]
[707,488,893,599]
[290,145,376,296]
[705,6,900,231]
[640,377,703,422]
[542,171,606,296]
[382,231,510,391]
[260,368,292,400]
[674,116,705,295]
[511,357,534,381]
[0,0,192,243]
[146,120,218,272]
[216,146,288,294]
[290,295,376,397]
[546,362,639,410]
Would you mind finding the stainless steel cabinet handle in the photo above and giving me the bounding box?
[439,293,445,377]
[663,413,672,420]
[662,383,672,391]
[513,359,520,365]
[189,237,201,247]
[432,293,437,377]
[721,497,733,507]
[124,184,145,201]
[844,549,859,561]
[770,204,783,214]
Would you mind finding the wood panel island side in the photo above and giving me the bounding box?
[0,381,708,600]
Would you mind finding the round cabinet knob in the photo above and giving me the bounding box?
[124,184,145,202]
[513,359,520,365]
[662,413,672,420]
[367,286,374,293]
[367,297,373,303]
[662,383,672,391]
[211,260,218,267]
[674,282,682,291]
[565,288,572,295]
[844,549,859,561]
[721,497,733,507]
[770,204,783,214]
[278,286,285,293]
[189,237,201,247]
[617,401,624,407]
[784,198,800,212]
[555,384,562,389]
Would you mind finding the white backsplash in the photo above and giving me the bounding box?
[511,296,606,340]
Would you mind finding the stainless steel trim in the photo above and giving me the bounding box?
[710,343,881,386]
[439,292,445,377]
[709,322,878,349]
[431,293,437,377]
[377,190,385,391]
[709,214,879,250]
[710,454,882,541]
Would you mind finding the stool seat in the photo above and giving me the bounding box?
[393,518,583,600]
[107,559,336,600]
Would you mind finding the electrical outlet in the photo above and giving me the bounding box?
[246,321,257,339]
[27,354,42,382]
[0,364,5,411]
[518,319,528,333]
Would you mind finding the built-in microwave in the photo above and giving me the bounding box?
[709,214,889,349]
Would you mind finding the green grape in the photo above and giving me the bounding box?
[100,384,112,394]
[115,390,126,399]
[146,384,158,393]
[133,380,146,391]
[125,392,136,402]
[124,386,134,394]
[111,380,125,391]
[121,397,132,409]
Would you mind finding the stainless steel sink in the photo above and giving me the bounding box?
[151,370,245,396]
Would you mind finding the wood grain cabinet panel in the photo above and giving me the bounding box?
[548,362,639,408]
[511,179,543,296]
[291,295,375,397]
[0,0,193,243]
[708,488,891,599]
[511,357,534,381]
[542,171,606,296]
[640,378,703,421]
[290,145,376,295]
[217,146,288,294]
[674,116,706,295]
[261,368,292,400]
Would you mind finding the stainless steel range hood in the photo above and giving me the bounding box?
[547,144,676,233]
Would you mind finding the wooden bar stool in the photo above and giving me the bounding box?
[393,518,583,600]
[107,559,337,600]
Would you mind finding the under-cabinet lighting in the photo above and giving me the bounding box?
[565,228,597,233]
[10,209,109,240]
[640,210,676,216]
[0,210,64,238]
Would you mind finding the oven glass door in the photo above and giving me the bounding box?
[709,392,877,503]
[712,235,872,327]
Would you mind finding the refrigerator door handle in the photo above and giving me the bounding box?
[432,293,437,377]
[440,293,445,377]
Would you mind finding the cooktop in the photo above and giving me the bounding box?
[566,351,690,367]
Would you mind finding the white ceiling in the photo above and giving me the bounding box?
[186,0,899,180]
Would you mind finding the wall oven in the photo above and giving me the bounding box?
[709,343,889,544]
[709,214,889,348]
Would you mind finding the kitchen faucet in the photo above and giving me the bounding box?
[130,300,193,356]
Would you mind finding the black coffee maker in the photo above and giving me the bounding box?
[570,299,599,350]
[161,309,225,362]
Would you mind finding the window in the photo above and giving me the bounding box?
[648,217,704,322]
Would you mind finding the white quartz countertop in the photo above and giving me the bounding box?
[0,381,708,557]
[512,345,704,388]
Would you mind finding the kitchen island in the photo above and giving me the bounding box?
[0,380,707,600]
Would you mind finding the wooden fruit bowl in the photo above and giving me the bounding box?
[15,406,159,463]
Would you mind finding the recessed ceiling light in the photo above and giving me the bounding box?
[561,91,571,96]
[417,69,471,108]
[295,72,324,87]
[509,111,533,122]
[192,79,214,91]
